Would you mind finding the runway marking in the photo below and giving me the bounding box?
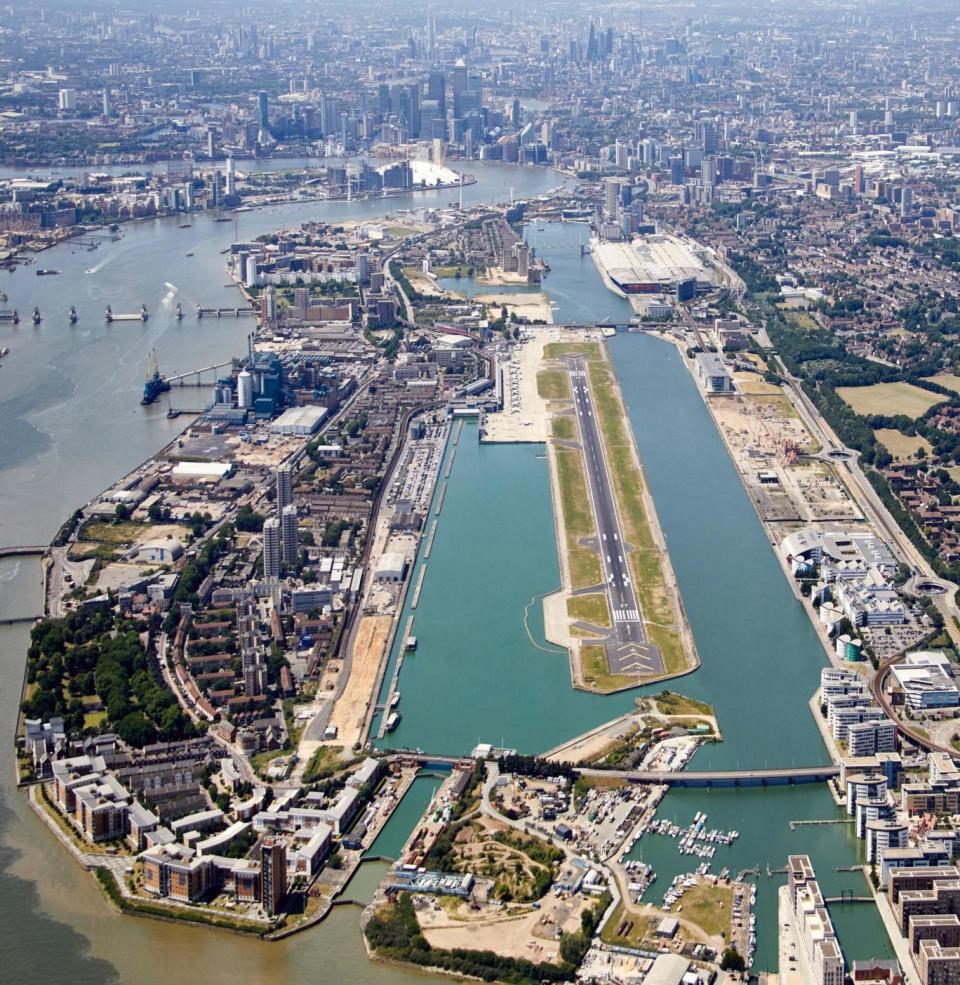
[613,608,640,622]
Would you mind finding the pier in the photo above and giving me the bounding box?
[0,546,46,559]
[789,818,855,831]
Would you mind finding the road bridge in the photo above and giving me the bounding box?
[382,752,839,787]
[578,764,840,788]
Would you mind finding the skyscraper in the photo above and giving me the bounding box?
[276,463,293,514]
[586,21,598,62]
[281,503,298,567]
[257,90,269,130]
[263,517,281,579]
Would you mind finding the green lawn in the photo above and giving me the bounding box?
[552,416,575,441]
[680,882,733,939]
[543,340,602,360]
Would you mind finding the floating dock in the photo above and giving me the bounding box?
[410,565,427,609]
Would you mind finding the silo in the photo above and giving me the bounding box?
[237,370,253,409]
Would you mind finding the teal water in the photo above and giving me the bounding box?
[525,222,633,324]
[365,773,448,860]
[626,786,894,970]
[374,429,635,754]
[608,333,832,769]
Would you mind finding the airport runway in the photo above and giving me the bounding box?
[566,356,663,677]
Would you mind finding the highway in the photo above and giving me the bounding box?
[566,356,662,675]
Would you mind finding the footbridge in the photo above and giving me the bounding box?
[578,764,840,788]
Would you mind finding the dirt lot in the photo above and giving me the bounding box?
[325,614,393,749]
[416,890,588,963]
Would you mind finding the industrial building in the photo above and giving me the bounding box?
[592,233,715,295]
[270,405,327,436]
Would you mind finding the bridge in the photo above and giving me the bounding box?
[382,752,838,787]
[0,546,46,559]
[578,764,840,788]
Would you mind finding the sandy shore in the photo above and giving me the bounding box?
[475,290,553,325]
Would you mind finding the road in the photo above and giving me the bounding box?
[566,357,663,676]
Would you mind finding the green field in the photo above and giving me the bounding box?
[544,340,603,360]
[836,381,944,419]
[781,309,818,331]
[552,416,575,441]
[536,369,571,401]
[554,446,601,590]
[874,428,931,460]
[567,593,611,628]
[581,644,639,692]
[680,882,733,939]
[653,691,714,717]
[923,373,960,395]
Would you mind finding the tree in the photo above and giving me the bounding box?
[721,947,746,973]
[235,505,264,532]
[116,711,157,747]
[115,503,131,522]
